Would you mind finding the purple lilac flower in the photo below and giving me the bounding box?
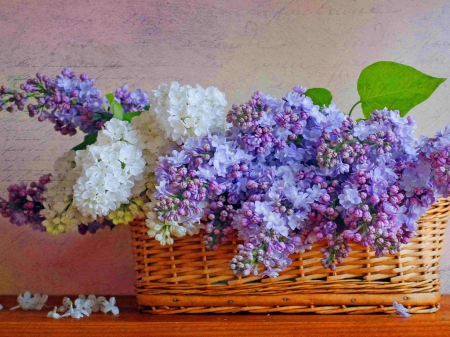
[338,184,362,209]
[78,219,114,235]
[417,127,450,197]
[0,174,51,231]
[24,68,104,135]
[392,301,411,318]
[0,68,150,136]
[153,86,450,276]
[113,85,150,113]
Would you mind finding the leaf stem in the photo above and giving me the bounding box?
[348,101,361,117]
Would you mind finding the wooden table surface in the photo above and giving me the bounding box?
[1,295,450,336]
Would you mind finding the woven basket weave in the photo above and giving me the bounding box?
[131,197,450,314]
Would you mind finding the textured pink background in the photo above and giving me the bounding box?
[1,0,450,295]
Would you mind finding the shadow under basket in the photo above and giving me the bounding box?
[130,198,450,314]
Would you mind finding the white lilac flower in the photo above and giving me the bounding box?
[73,118,146,219]
[131,110,174,172]
[100,297,119,315]
[10,292,48,311]
[62,303,90,319]
[33,293,49,310]
[10,291,34,310]
[74,298,94,315]
[99,118,129,142]
[150,82,227,144]
[146,219,187,245]
[392,301,411,318]
[41,152,93,235]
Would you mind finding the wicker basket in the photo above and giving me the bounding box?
[131,197,450,314]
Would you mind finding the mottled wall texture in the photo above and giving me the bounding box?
[1,0,450,295]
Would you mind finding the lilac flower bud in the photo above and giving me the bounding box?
[246,180,258,189]
[320,194,330,203]
[369,195,380,205]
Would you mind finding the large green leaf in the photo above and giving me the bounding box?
[123,111,142,122]
[357,61,446,118]
[304,88,332,107]
[71,132,98,151]
[106,93,124,120]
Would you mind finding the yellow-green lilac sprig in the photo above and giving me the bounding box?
[43,210,78,235]
[107,197,146,225]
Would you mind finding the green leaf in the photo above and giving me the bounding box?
[304,88,333,107]
[357,61,446,118]
[71,132,98,151]
[123,111,142,122]
[106,93,124,120]
[112,101,124,120]
[105,93,115,105]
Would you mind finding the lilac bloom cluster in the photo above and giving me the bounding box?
[0,68,150,136]
[0,174,51,231]
[0,68,105,135]
[153,87,450,277]
[113,85,150,112]
[417,125,450,196]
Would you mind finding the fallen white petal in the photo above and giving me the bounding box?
[47,307,62,319]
